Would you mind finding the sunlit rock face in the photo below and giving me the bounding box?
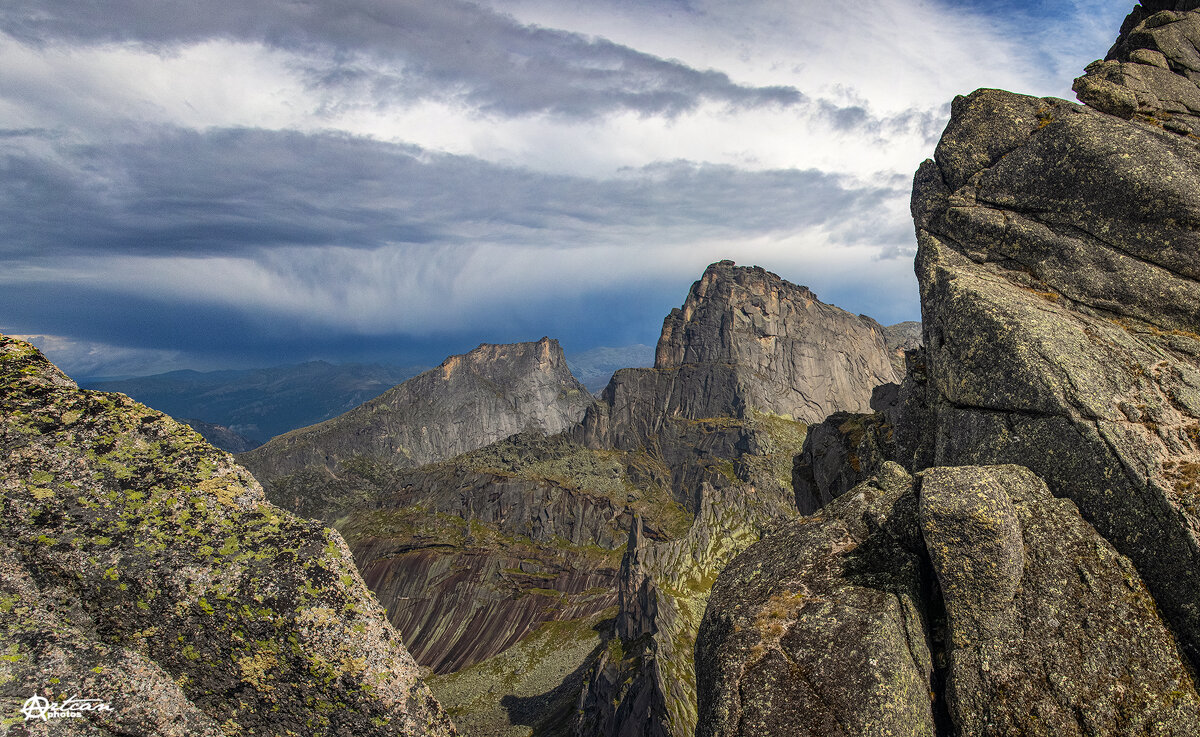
[239,336,593,515]
[653,259,898,424]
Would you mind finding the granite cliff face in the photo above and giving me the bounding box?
[566,262,901,737]
[239,337,592,517]
[653,260,898,423]
[0,335,453,736]
[913,1,1200,669]
[697,3,1200,735]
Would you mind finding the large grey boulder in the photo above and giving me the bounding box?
[921,465,1200,736]
[696,463,937,737]
[697,463,1200,737]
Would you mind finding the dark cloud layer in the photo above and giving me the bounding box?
[0,123,912,371]
[0,127,900,261]
[0,0,801,118]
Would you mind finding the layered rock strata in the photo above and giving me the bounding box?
[0,335,454,736]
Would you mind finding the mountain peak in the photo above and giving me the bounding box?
[650,260,897,423]
[240,338,592,517]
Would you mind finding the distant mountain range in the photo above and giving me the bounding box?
[81,346,656,451]
[82,361,427,446]
[566,344,655,393]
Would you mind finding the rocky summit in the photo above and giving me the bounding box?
[697,3,1200,736]
[0,335,454,736]
[239,337,592,520]
[654,260,898,424]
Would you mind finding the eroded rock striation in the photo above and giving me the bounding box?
[0,335,454,736]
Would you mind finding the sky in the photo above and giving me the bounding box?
[0,0,1134,378]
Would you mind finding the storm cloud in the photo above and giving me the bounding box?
[1,0,803,118]
[0,0,1135,376]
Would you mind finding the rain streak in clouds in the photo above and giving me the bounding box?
[0,0,1132,374]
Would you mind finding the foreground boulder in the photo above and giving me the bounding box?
[921,465,1199,736]
[697,464,1200,736]
[0,335,454,736]
[696,463,936,737]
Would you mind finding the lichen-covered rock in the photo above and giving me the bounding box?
[791,410,894,514]
[1073,2,1200,135]
[695,463,936,737]
[240,337,592,512]
[654,260,898,424]
[696,461,1200,737]
[920,465,1200,736]
[0,335,454,736]
[911,7,1200,667]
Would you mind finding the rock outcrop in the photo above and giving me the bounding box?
[921,465,1199,735]
[653,260,898,423]
[882,321,923,375]
[912,1,1200,667]
[570,262,899,737]
[0,335,454,736]
[239,337,592,516]
[697,464,936,737]
[699,3,1200,735]
[697,464,1200,737]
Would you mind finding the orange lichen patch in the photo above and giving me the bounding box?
[747,589,808,663]
[439,354,463,380]
[1162,460,1200,517]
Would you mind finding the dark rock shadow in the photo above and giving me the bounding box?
[499,619,612,737]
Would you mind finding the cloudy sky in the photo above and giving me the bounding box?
[1,0,1131,377]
